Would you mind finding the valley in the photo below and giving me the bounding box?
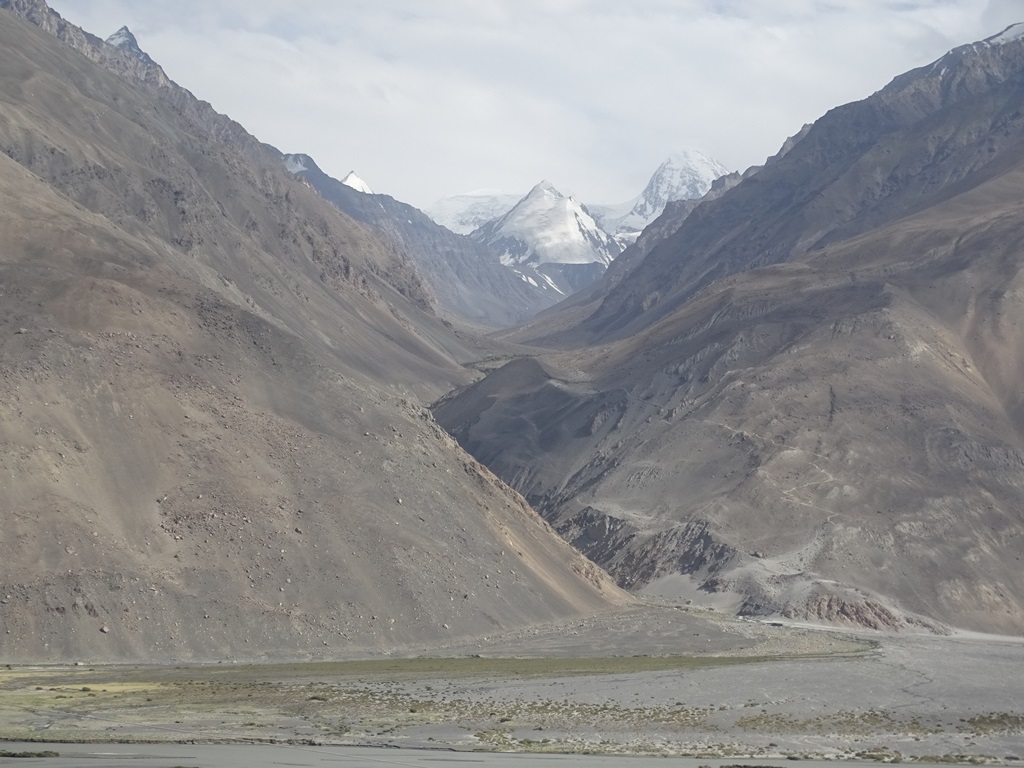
[0,0,1022,761]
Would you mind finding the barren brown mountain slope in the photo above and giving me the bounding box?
[435,33,1024,634]
[0,5,625,662]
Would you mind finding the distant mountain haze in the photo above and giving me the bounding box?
[426,191,524,235]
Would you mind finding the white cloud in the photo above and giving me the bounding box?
[49,0,1010,207]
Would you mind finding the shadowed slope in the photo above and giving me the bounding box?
[0,5,625,662]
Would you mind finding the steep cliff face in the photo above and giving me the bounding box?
[0,3,626,662]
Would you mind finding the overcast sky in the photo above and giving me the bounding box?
[48,1,1022,208]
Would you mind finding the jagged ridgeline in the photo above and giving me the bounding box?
[0,0,625,662]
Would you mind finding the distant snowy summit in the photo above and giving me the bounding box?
[281,154,374,195]
[429,151,730,297]
[984,22,1024,45]
[105,26,159,68]
[471,180,623,296]
[591,150,730,242]
[283,153,312,175]
[425,191,522,235]
[429,150,729,247]
[341,171,373,195]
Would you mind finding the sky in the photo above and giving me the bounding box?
[48,1,1023,209]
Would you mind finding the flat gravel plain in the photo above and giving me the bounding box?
[0,607,1021,762]
[0,743,1014,768]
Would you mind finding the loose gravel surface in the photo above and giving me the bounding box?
[0,607,1021,762]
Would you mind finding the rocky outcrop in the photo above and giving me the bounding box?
[557,508,736,590]
[0,0,170,87]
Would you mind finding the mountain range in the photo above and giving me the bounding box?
[427,153,729,297]
[278,149,729,321]
[2,0,1023,656]
[435,24,1024,634]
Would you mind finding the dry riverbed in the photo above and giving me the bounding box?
[0,606,1021,762]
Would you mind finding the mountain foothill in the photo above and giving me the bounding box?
[0,0,1022,667]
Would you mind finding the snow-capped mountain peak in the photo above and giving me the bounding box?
[341,171,373,195]
[282,155,374,195]
[471,180,623,296]
[105,26,157,68]
[479,180,613,266]
[984,23,1024,46]
[591,150,730,241]
[530,179,561,197]
[643,150,729,207]
[106,26,134,48]
[283,154,311,175]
